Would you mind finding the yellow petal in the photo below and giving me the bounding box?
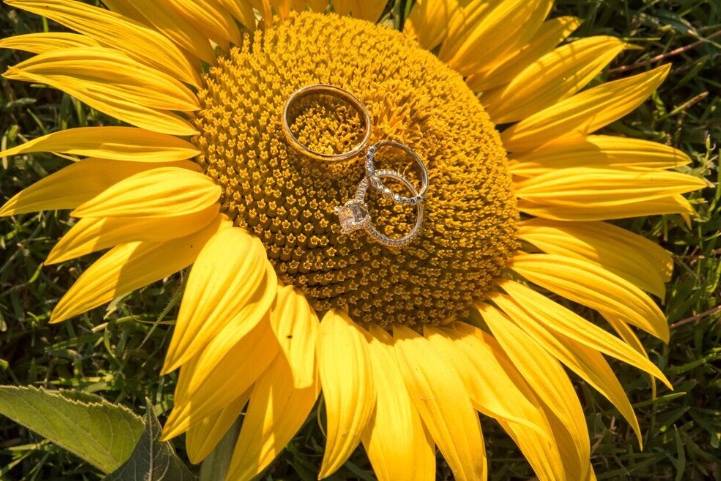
[173,314,276,405]
[72,167,220,219]
[6,79,198,136]
[604,314,648,357]
[424,325,550,438]
[162,0,241,49]
[186,391,250,464]
[121,0,215,63]
[515,167,707,207]
[497,418,565,481]
[45,205,220,265]
[477,303,590,481]
[502,64,670,152]
[498,281,670,386]
[215,0,257,30]
[504,417,569,481]
[267,0,291,18]
[5,71,196,137]
[0,127,200,162]
[394,325,486,481]
[441,0,552,76]
[163,227,274,373]
[6,46,199,112]
[504,290,644,447]
[333,0,386,21]
[441,0,495,63]
[518,193,696,221]
[254,0,320,12]
[247,0,272,20]
[484,36,626,123]
[518,219,673,297]
[163,318,279,440]
[467,16,581,92]
[442,322,565,481]
[225,356,319,481]
[492,290,647,445]
[6,0,202,87]
[50,215,229,323]
[511,253,669,341]
[0,158,185,216]
[510,135,692,177]
[542,404,590,481]
[303,0,328,11]
[181,266,277,396]
[269,285,320,389]
[101,0,153,26]
[453,328,581,480]
[440,0,515,66]
[293,0,328,12]
[675,194,696,222]
[404,0,458,50]
[178,297,277,401]
[0,32,99,54]
[588,466,598,481]
[316,310,375,479]
[362,326,435,481]
[603,314,657,396]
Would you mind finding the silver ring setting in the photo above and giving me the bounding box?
[365,140,429,205]
[335,169,424,248]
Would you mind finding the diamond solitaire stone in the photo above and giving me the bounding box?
[336,170,424,247]
[336,200,370,234]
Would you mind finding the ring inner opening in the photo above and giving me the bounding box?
[287,91,367,157]
[369,143,426,198]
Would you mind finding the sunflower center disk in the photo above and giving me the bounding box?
[194,12,519,327]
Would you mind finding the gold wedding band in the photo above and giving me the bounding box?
[282,84,372,162]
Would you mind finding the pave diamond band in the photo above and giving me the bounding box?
[335,169,424,248]
[366,140,429,205]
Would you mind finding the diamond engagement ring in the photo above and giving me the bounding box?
[282,84,372,162]
[365,140,429,205]
[335,169,424,248]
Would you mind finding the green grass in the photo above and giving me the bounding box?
[1,1,720,480]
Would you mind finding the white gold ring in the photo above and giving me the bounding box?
[365,140,429,205]
[335,169,423,248]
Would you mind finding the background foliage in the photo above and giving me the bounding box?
[1,0,720,480]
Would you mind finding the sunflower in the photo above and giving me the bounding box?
[0,0,709,480]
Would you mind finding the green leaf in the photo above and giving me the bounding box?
[0,386,144,473]
[103,400,196,481]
